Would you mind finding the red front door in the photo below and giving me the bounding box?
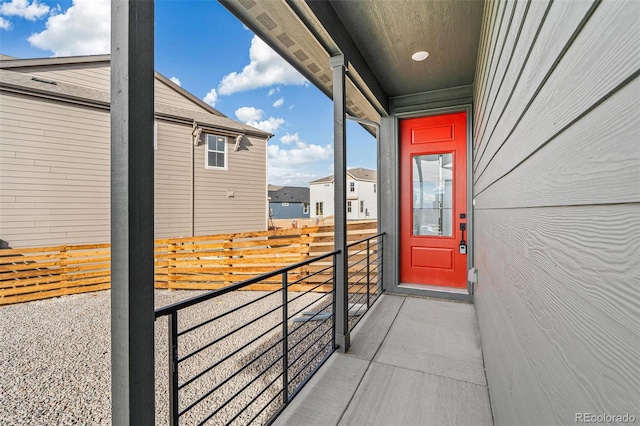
[399,112,467,289]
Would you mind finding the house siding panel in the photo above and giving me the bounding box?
[153,121,192,238]
[1,90,268,247]
[472,1,640,425]
[193,134,267,235]
[0,92,111,248]
[269,203,309,220]
[155,80,211,113]
[14,63,112,91]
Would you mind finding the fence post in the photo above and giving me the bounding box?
[298,229,311,284]
[168,243,176,291]
[281,271,289,404]
[59,245,69,295]
[224,238,233,286]
[299,228,310,261]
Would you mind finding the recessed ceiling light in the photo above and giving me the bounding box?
[412,51,429,61]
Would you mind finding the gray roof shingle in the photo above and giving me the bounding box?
[268,186,310,203]
[310,167,377,184]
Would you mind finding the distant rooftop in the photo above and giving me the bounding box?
[310,167,377,184]
[268,186,310,203]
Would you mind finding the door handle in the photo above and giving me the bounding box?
[459,222,467,254]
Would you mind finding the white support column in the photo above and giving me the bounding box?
[111,0,155,423]
[331,53,350,352]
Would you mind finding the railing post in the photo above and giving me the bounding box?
[281,271,289,404]
[378,235,383,296]
[331,53,350,353]
[332,253,337,350]
[366,239,370,309]
[168,312,179,426]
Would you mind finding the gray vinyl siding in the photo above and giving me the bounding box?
[0,92,111,248]
[193,133,267,235]
[269,202,309,220]
[155,82,208,113]
[472,1,640,425]
[10,63,212,114]
[11,62,112,91]
[153,121,192,238]
[1,91,267,248]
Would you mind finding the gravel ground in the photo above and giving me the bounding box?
[0,289,333,425]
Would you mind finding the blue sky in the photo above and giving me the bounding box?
[0,0,376,186]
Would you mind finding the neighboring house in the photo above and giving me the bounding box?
[268,185,310,219]
[0,54,271,248]
[310,168,377,220]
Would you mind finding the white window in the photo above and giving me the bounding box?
[316,202,324,215]
[303,204,309,214]
[350,182,355,192]
[347,201,352,213]
[373,183,376,193]
[206,135,227,169]
[360,200,364,213]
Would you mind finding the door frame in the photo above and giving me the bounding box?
[382,104,474,301]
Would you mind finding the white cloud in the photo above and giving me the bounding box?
[169,76,181,87]
[268,141,333,167]
[267,168,320,187]
[247,117,285,134]
[27,0,110,56]
[272,97,284,108]
[280,133,300,145]
[235,106,285,134]
[235,106,263,122]
[268,87,280,96]
[203,88,218,107]
[0,16,10,29]
[0,0,49,21]
[218,35,306,95]
[267,139,333,186]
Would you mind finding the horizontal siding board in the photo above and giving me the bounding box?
[1,72,267,247]
[476,1,637,192]
[474,0,517,138]
[193,133,267,236]
[476,77,640,208]
[473,0,504,136]
[474,206,640,425]
[23,65,111,91]
[473,0,640,423]
[473,0,536,150]
[154,81,208,112]
[474,0,596,177]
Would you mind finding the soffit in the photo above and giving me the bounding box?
[329,0,484,97]
[220,0,484,122]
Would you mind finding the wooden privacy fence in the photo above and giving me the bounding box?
[0,221,378,306]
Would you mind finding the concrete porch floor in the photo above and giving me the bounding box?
[274,294,494,426]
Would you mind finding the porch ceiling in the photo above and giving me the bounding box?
[220,0,484,120]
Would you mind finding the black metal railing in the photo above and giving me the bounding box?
[346,233,384,331]
[155,251,338,425]
[154,232,384,425]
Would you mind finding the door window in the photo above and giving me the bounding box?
[412,153,453,237]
